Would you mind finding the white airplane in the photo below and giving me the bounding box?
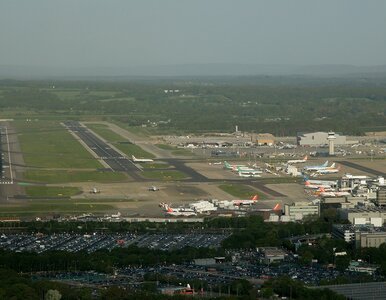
[304,161,329,171]
[90,187,100,194]
[302,176,337,186]
[111,212,121,218]
[316,164,340,174]
[238,172,261,178]
[224,161,246,170]
[132,155,154,162]
[231,195,259,206]
[287,155,308,164]
[148,186,159,191]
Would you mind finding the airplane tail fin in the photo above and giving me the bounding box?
[330,163,336,168]
[251,195,259,201]
[304,155,308,161]
[303,175,309,182]
[305,181,310,186]
[273,203,281,211]
[323,161,329,167]
[132,155,137,161]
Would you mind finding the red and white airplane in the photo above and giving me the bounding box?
[232,195,259,206]
[160,203,197,216]
[287,155,308,164]
[304,180,334,190]
[317,187,350,197]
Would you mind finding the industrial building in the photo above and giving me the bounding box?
[258,247,287,264]
[284,202,320,220]
[339,208,386,226]
[333,224,386,248]
[255,133,275,146]
[297,131,346,146]
[376,186,386,207]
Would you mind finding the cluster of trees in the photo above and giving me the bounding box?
[0,268,92,300]
[1,78,385,135]
[261,276,345,299]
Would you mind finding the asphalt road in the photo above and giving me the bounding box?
[64,122,285,198]
[340,160,386,177]
[63,121,142,180]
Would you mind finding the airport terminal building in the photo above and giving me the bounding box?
[297,132,346,146]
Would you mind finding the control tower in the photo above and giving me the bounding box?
[327,131,336,156]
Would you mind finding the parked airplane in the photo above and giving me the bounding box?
[317,187,350,197]
[224,161,246,170]
[161,203,197,216]
[148,186,159,191]
[238,171,261,178]
[304,181,333,190]
[287,155,308,164]
[302,175,337,186]
[316,164,340,174]
[132,155,154,162]
[237,166,262,174]
[304,161,329,171]
[90,187,100,194]
[232,195,259,206]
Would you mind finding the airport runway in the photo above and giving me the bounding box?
[340,160,386,177]
[64,123,285,198]
[161,158,285,197]
[63,121,142,180]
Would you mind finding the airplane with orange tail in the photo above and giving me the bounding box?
[287,155,308,164]
[315,163,340,174]
[232,194,259,206]
[316,187,350,197]
[273,203,281,211]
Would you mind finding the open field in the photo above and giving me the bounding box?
[0,201,114,217]
[15,120,102,169]
[24,170,129,184]
[218,184,266,199]
[25,186,82,198]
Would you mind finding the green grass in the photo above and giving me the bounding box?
[87,123,155,158]
[24,170,128,183]
[172,149,195,156]
[156,144,176,150]
[0,202,114,217]
[25,186,81,198]
[218,184,266,199]
[15,120,102,169]
[141,163,170,169]
[141,170,188,181]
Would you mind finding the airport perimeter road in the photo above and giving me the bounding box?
[63,121,142,180]
[340,160,386,177]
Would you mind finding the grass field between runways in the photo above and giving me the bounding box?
[15,120,102,169]
[218,184,266,199]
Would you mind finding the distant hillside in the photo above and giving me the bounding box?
[1,63,386,79]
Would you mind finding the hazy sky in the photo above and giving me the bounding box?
[1,0,386,68]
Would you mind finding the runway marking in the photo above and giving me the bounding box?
[4,127,13,184]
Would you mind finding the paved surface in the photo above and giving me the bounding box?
[340,160,386,177]
[316,281,386,300]
[63,121,142,180]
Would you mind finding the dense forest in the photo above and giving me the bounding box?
[0,77,385,135]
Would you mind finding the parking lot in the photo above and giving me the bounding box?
[0,232,228,253]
